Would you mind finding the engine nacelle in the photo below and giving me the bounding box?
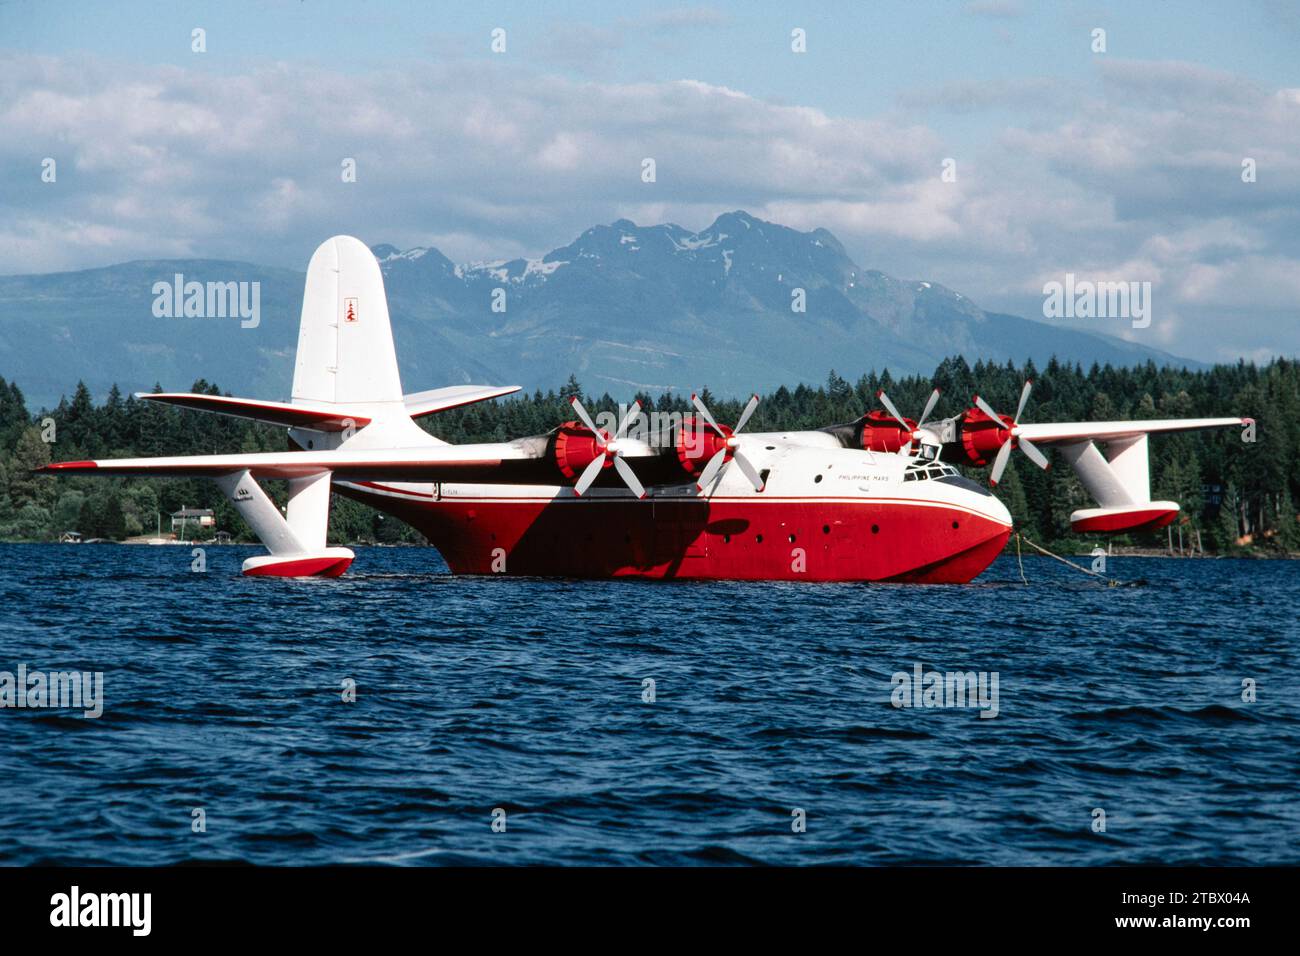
[958,404,1013,466]
[857,410,916,453]
[553,421,607,479]
[673,414,729,476]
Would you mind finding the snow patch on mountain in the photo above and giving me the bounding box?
[672,231,725,251]
[523,258,566,279]
[379,246,431,264]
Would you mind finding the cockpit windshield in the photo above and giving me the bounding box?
[902,460,959,482]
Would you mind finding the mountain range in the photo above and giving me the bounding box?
[0,211,1198,411]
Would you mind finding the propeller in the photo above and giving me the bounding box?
[971,381,1050,486]
[567,397,646,498]
[876,387,941,453]
[691,392,765,494]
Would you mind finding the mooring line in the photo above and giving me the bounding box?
[1014,532,1126,587]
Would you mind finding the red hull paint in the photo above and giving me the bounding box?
[244,555,354,578]
[1071,508,1179,534]
[338,489,1012,584]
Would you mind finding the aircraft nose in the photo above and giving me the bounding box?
[940,473,1013,529]
[986,489,1013,528]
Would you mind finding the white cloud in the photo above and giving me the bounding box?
[0,51,1296,361]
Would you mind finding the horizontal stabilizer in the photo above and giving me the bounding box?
[136,392,371,431]
[404,384,521,418]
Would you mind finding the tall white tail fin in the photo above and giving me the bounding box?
[292,235,404,407]
[133,233,519,447]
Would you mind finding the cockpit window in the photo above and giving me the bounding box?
[903,461,959,482]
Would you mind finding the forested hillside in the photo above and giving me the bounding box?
[1,356,1296,555]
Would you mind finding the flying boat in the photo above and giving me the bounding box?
[39,236,1250,583]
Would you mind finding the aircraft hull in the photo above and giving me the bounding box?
[338,487,1013,584]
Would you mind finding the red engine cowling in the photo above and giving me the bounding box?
[674,415,729,476]
[959,404,1013,466]
[554,421,607,479]
[858,410,916,453]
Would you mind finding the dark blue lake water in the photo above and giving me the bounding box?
[0,542,1295,865]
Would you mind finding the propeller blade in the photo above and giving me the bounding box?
[573,454,607,496]
[732,449,765,492]
[569,396,601,437]
[918,388,940,427]
[614,400,642,440]
[733,394,760,433]
[877,389,911,431]
[691,393,725,437]
[1019,436,1050,470]
[989,440,1013,486]
[612,455,646,498]
[1014,380,1033,424]
[973,394,1008,428]
[696,447,728,493]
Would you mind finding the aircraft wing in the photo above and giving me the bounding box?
[1004,416,1251,532]
[36,441,551,483]
[1014,417,1249,445]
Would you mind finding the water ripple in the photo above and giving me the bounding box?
[0,543,1296,865]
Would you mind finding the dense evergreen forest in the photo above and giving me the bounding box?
[1,356,1296,555]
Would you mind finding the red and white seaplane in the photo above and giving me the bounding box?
[40,236,1250,583]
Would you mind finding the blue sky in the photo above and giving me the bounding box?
[2,0,1298,363]
[7,1,1297,112]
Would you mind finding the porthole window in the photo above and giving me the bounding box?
[756,534,764,543]
[814,474,823,483]
[822,525,830,534]
[952,521,960,529]
[871,524,880,534]
[788,534,796,543]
